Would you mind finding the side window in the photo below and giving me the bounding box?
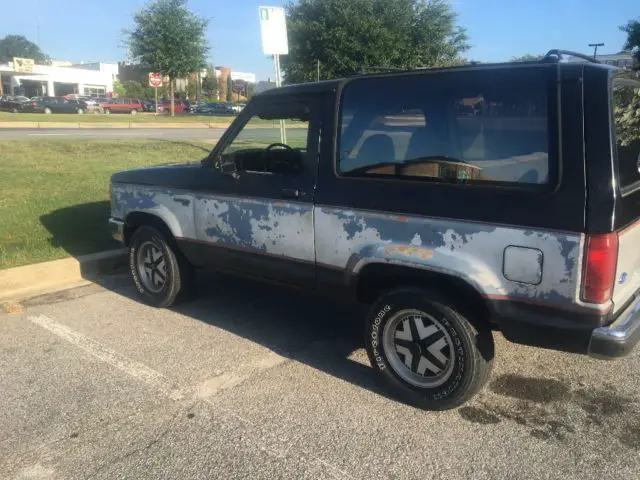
[220,102,311,175]
[612,75,640,189]
[338,68,552,186]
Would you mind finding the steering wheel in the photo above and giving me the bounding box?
[265,142,294,152]
[264,142,301,174]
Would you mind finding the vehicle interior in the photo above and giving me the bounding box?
[218,101,311,176]
[339,75,550,185]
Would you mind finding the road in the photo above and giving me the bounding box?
[0,127,281,142]
[2,274,639,479]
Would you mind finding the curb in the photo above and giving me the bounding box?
[0,249,127,303]
[0,121,233,130]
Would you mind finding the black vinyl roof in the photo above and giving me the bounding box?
[256,52,619,98]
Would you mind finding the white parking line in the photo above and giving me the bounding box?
[28,314,176,396]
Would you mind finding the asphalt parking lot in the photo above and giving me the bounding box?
[1,274,639,480]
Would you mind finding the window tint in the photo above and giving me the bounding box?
[220,102,311,175]
[338,68,552,186]
[612,75,640,189]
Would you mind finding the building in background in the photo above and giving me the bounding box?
[568,51,635,69]
[0,59,118,97]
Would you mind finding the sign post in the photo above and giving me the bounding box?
[148,73,163,116]
[259,6,289,144]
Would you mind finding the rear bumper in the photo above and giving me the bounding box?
[588,297,640,359]
[108,218,125,243]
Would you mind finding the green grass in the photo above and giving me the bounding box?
[0,139,211,269]
[0,112,237,123]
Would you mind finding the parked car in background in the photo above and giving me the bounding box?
[40,97,89,114]
[141,100,156,113]
[156,100,188,114]
[197,102,235,115]
[0,95,41,113]
[103,98,144,115]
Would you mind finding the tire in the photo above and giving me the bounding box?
[130,109,138,115]
[77,108,84,114]
[105,108,111,115]
[365,287,494,410]
[129,225,193,308]
[44,107,52,114]
[12,107,18,113]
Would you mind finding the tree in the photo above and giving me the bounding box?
[122,80,152,99]
[112,79,127,97]
[226,75,233,102]
[615,19,640,148]
[246,82,255,101]
[126,0,209,115]
[0,35,48,64]
[510,54,543,62]
[280,0,469,84]
[621,19,640,66]
[202,67,219,100]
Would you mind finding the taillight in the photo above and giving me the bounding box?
[581,233,619,304]
[32,101,36,107]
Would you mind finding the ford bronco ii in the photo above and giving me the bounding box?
[109,51,640,409]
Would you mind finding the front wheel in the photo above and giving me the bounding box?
[43,107,52,114]
[129,226,193,308]
[77,108,84,114]
[365,287,494,410]
[130,109,138,115]
[104,108,111,115]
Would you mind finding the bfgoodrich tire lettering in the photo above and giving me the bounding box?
[129,225,191,308]
[365,287,494,410]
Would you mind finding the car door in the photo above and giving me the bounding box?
[193,95,322,287]
[50,98,65,113]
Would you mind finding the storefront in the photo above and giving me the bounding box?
[0,59,117,97]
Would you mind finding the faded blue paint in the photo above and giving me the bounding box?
[117,190,158,210]
[558,236,578,275]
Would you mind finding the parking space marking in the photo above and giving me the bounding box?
[28,314,176,396]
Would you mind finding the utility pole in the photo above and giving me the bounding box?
[588,43,604,60]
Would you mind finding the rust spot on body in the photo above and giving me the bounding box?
[384,245,434,260]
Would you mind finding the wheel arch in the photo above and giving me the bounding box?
[124,211,177,247]
[354,262,493,326]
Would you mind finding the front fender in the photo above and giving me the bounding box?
[112,183,195,239]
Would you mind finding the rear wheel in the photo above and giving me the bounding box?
[12,107,18,113]
[77,108,84,114]
[365,287,494,410]
[43,107,52,114]
[104,108,111,115]
[130,109,138,115]
[129,225,193,308]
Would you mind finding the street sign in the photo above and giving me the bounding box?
[148,72,163,88]
[13,57,34,73]
[259,6,289,55]
[232,79,247,95]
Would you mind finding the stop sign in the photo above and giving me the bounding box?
[148,72,163,88]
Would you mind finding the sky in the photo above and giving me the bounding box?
[0,0,636,81]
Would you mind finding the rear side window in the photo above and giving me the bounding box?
[612,74,640,190]
[338,67,553,187]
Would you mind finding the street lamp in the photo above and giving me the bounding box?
[588,43,604,60]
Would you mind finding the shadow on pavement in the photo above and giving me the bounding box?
[93,270,405,405]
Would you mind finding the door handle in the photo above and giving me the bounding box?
[281,188,302,199]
